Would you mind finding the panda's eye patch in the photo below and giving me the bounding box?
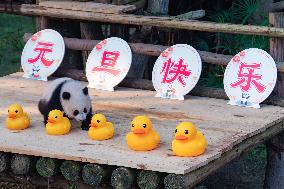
[15,110,18,113]
[73,110,79,116]
[143,124,147,128]
[84,108,87,113]
[131,124,134,127]
[97,120,100,123]
[184,130,189,134]
[175,129,177,133]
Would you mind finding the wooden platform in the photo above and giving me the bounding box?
[38,1,139,14]
[0,73,283,176]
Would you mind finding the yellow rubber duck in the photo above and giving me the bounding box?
[6,104,30,130]
[126,116,160,151]
[88,114,114,141]
[172,122,207,157]
[46,110,71,135]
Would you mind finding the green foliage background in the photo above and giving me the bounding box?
[0,13,35,76]
[199,0,269,88]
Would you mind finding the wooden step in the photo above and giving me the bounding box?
[39,0,138,14]
[0,73,283,187]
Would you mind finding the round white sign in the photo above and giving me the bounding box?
[224,48,277,108]
[21,29,65,81]
[86,37,132,91]
[152,44,202,100]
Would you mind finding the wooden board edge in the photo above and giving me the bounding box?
[182,120,284,188]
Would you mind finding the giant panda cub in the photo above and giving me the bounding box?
[38,77,92,130]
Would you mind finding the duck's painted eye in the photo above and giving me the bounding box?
[131,124,135,127]
[175,129,177,133]
[184,130,189,134]
[84,108,87,113]
[15,110,18,113]
[97,120,100,123]
[73,110,79,116]
[55,116,58,119]
[8,110,9,113]
[143,124,147,128]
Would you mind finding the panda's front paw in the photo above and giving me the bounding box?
[81,124,90,131]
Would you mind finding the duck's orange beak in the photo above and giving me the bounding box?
[133,128,146,134]
[48,118,56,124]
[90,123,98,127]
[175,135,188,140]
[8,113,16,119]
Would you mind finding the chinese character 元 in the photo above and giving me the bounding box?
[28,41,55,67]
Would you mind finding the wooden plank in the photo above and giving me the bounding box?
[112,0,137,5]
[0,73,283,176]
[22,33,284,73]
[39,1,137,14]
[3,4,284,38]
[166,121,284,188]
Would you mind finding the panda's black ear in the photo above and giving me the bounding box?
[62,92,71,100]
[83,87,88,96]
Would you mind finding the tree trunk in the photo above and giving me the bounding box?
[60,160,82,182]
[36,157,60,178]
[111,167,136,189]
[10,154,35,175]
[265,12,284,189]
[82,163,112,187]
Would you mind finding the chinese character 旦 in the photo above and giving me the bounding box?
[28,42,55,67]
[161,58,191,86]
[231,63,266,93]
[92,51,121,76]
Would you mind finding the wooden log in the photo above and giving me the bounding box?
[52,68,229,100]
[52,67,284,106]
[82,163,112,187]
[164,174,185,189]
[0,152,10,173]
[23,32,284,73]
[10,154,34,175]
[39,1,138,14]
[111,167,136,189]
[112,0,137,5]
[173,10,205,20]
[35,0,48,31]
[0,172,100,189]
[7,4,284,38]
[265,12,284,189]
[36,157,60,178]
[137,170,162,189]
[22,33,233,66]
[60,160,82,182]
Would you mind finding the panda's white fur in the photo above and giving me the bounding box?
[38,78,92,130]
[60,80,91,121]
